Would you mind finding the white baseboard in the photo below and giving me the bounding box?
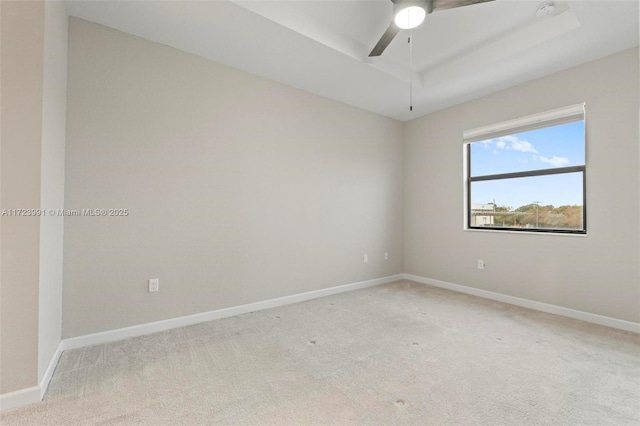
[5,271,634,413]
[404,273,640,334]
[39,341,64,400]
[0,341,63,413]
[0,386,40,413]
[1,274,402,412]
[63,274,404,350]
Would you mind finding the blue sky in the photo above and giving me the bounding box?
[470,121,585,209]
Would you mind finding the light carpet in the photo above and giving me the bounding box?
[2,280,639,425]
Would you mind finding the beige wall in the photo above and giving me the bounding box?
[1,0,67,398]
[0,1,44,394]
[1,3,636,405]
[62,19,404,338]
[38,0,67,381]
[404,48,640,323]
[1,7,637,403]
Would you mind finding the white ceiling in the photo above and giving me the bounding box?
[64,0,639,122]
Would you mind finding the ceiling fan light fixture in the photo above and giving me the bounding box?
[394,4,426,29]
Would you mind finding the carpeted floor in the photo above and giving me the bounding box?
[2,280,639,425]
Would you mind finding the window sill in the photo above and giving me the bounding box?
[464,227,587,237]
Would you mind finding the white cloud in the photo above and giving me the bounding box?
[483,135,570,168]
[491,135,537,154]
[540,155,570,167]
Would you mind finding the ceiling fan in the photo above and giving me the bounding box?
[369,0,495,57]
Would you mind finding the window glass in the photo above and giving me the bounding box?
[470,173,583,230]
[470,121,585,177]
[466,107,586,234]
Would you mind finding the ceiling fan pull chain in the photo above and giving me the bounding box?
[409,30,413,111]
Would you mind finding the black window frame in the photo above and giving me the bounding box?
[464,105,587,235]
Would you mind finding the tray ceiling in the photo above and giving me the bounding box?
[64,0,639,121]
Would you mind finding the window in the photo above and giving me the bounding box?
[464,104,586,234]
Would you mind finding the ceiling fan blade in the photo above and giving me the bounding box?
[368,23,401,57]
[433,0,493,12]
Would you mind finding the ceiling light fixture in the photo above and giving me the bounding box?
[394,1,429,29]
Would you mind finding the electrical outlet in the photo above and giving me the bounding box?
[477,260,485,270]
[384,252,389,261]
[148,278,159,292]
[364,254,368,263]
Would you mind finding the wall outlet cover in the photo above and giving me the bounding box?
[148,278,159,292]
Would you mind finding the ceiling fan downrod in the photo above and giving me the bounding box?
[409,31,413,112]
